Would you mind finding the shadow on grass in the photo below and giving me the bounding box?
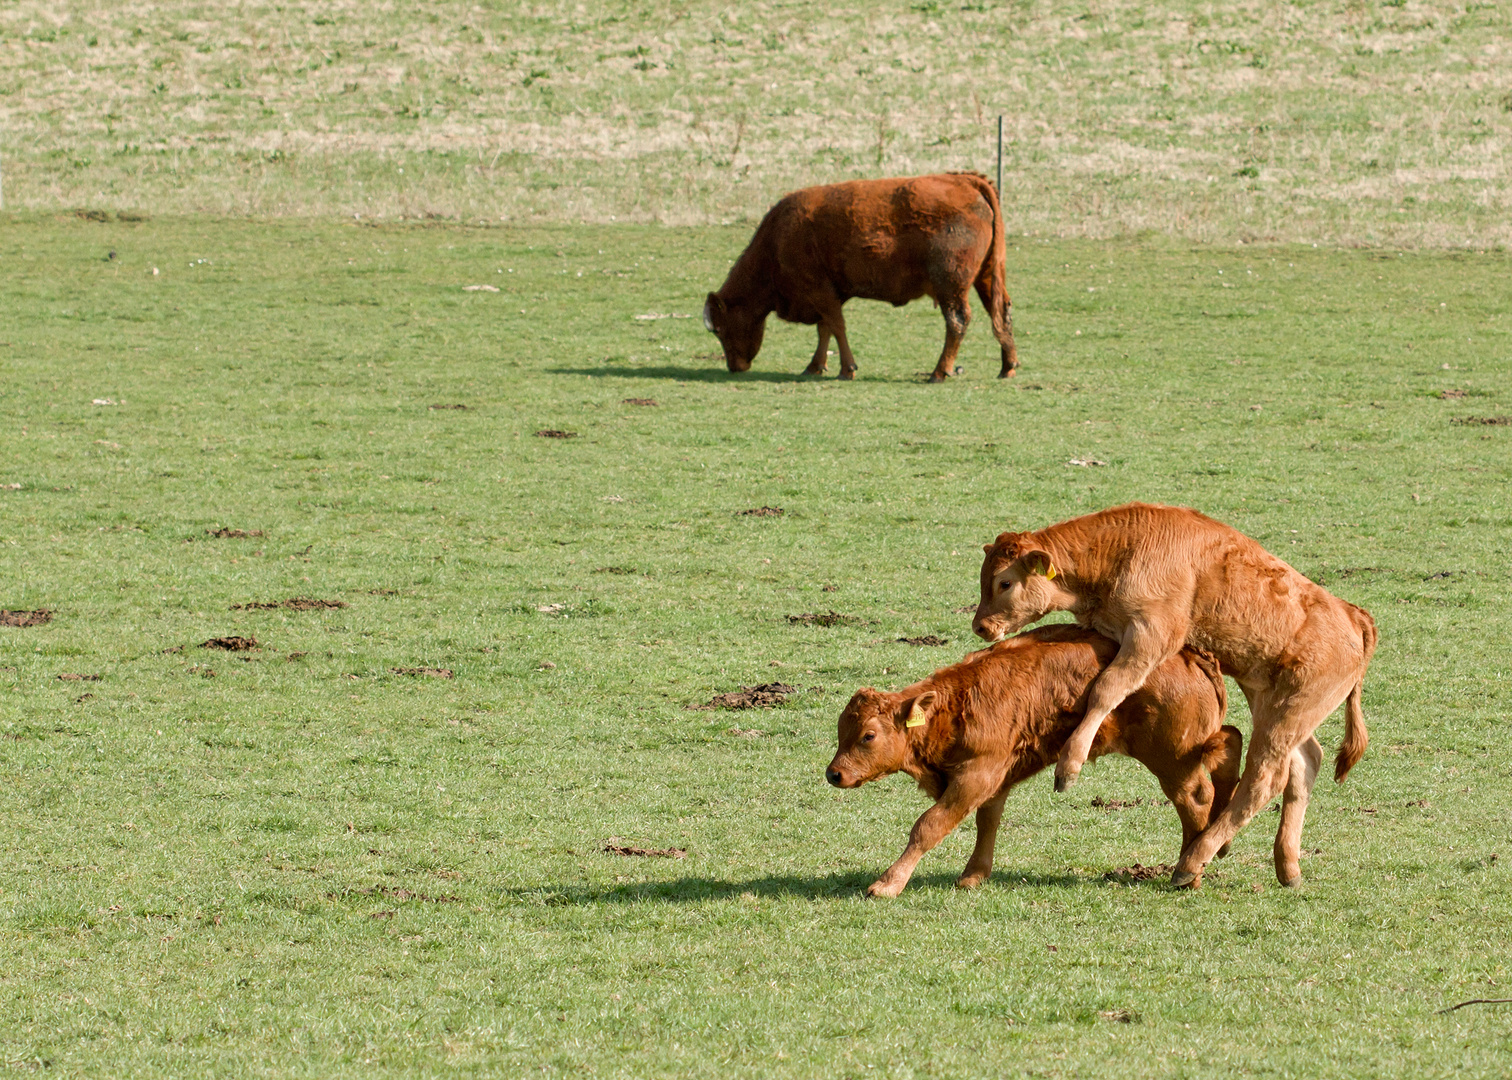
[511,869,1091,906]
[549,364,930,385]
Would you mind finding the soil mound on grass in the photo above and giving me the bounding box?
[738,506,783,517]
[56,673,101,682]
[428,403,468,410]
[1452,415,1510,425]
[201,636,259,651]
[1090,796,1167,810]
[390,666,453,678]
[534,429,577,439]
[688,682,798,710]
[1,609,52,627]
[899,635,949,646]
[622,398,658,406]
[205,527,264,539]
[1103,863,1174,883]
[603,840,686,858]
[787,611,854,628]
[231,598,348,611]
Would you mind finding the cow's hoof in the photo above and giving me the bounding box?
[1053,769,1078,793]
[802,365,828,377]
[1170,869,1199,889]
[998,368,1018,380]
[838,370,856,381]
[928,372,948,384]
[1278,872,1302,889]
[866,879,903,898]
[955,873,989,890]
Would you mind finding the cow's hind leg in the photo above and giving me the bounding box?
[957,787,1010,890]
[973,277,1018,378]
[1274,737,1322,887]
[803,325,831,376]
[929,291,971,383]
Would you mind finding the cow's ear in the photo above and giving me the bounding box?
[902,690,937,729]
[1014,549,1059,581]
[703,292,725,332]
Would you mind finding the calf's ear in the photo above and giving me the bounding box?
[903,690,938,728]
[703,292,725,333]
[1015,549,1059,580]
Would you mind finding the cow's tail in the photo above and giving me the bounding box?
[954,170,1017,374]
[1334,604,1377,782]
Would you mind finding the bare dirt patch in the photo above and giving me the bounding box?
[428,403,469,410]
[329,885,460,904]
[593,566,637,575]
[1090,796,1168,810]
[390,666,453,678]
[534,429,577,439]
[1438,389,1468,400]
[688,682,798,710]
[55,673,101,682]
[738,506,784,517]
[200,636,259,651]
[1103,863,1175,883]
[787,611,854,628]
[1452,415,1510,426]
[898,635,949,646]
[205,527,265,539]
[622,398,658,406]
[368,589,399,596]
[1,609,53,627]
[231,598,348,611]
[603,840,686,859]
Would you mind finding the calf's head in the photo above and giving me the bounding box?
[974,532,1077,641]
[703,292,765,372]
[826,688,937,788]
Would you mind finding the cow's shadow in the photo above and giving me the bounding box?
[549,364,933,385]
[510,868,1091,907]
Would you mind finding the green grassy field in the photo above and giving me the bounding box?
[4,0,1511,246]
[1,215,1510,1075]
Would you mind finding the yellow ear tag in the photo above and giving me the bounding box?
[905,702,927,728]
[1045,564,1057,580]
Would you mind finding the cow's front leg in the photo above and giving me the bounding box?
[803,325,831,375]
[868,765,1000,897]
[813,301,859,380]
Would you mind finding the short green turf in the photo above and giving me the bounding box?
[1,217,1510,1076]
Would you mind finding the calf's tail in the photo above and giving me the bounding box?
[1334,605,1377,783]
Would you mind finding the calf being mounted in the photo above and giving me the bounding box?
[704,173,1017,382]
[826,625,1241,897]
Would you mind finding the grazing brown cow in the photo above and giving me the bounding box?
[973,502,1378,888]
[826,625,1242,897]
[703,172,1017,382]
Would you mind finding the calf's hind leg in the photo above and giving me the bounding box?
[1273,737,1323,887]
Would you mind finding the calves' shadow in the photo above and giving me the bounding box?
[508,868,1091,907]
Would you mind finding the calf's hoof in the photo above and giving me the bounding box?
[866,879,904,899]
[998,367,1017,380]
[837,369,856,381]
[955,873,989,891]
[1277,869,1302,888]
[1052,766,1079,793]
[801,364,827,377]
[1170,869,1200,889]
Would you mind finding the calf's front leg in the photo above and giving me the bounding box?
[1054,621,1183,791]
[868,765,1002,898]
[956,788,1010,890]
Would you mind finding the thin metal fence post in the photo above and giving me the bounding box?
[996,115,1003,196]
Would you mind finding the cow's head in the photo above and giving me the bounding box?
[703,292,764,373]
[973,532,1076,641]
[825,687,936,788]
